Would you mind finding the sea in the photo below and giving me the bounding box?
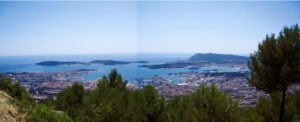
[0,54,244,82]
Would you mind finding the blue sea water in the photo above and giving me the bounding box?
[0,54,242,82]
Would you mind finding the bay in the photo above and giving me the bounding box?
[0,54,243,82]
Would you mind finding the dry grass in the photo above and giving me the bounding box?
[0,91,25,122]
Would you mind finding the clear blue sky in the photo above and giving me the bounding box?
[0,1,300,56]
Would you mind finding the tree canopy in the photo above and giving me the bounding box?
[56,82,85,119]
[249,24,300,122]
[160,85,240,122]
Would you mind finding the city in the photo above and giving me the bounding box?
[0,64,294,107]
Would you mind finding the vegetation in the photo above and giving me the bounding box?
[0,77,30,101]
[249,92,300,122]
[74,69,164,122]
[248,24,300,122]
[26,104,73,122]
[0,77,34,112]
[0,77,71,121]
[51,69,241,122]
[56,82,85,119]
[161,85,240,122]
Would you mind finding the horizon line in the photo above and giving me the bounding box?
[0,52,250,57]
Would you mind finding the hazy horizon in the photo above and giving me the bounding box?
[0,52,251,57]
[1,1,300,56]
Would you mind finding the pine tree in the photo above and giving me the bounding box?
[248,24,300,122]
[56,82,85,119]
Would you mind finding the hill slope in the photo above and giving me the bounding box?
[0,91,25,122]
[189,53,249,62]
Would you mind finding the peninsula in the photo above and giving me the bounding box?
[189,53,249,62]
[140,53,248,69]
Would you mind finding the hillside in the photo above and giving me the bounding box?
[189,53,249,62]
[0,91,25,122]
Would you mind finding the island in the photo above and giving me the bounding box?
[36,61,88,66]
[36,60,149,66]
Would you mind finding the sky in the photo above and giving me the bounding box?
[0,1,300,56]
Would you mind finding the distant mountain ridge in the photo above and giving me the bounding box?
[189,53,249,62]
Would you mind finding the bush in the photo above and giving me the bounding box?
[0,77,34,112]
[161,85,240,122]
[76,70,165,122]
[252,91,300,122]
[26,104,72,122]
[56,82,85,119]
